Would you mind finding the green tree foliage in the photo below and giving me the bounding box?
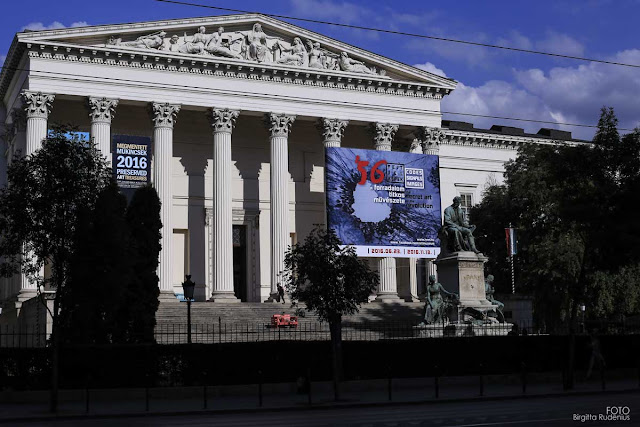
[121,185,161,343]
[471,107,640,331]
[61,184,161,345]
[62,181,132,344]
[0,125,110,319]
[283,226,378,400]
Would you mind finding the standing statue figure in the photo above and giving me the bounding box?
[205,27,242,59]
[338,52,377,74]
[308,41,327,69]
[277,37,308,66]
[179,26,209,54]
[485,274,505,323]
[242,23,274,63]
[420,275,458,325]
[442,196,480,254]
[110,31,167,49]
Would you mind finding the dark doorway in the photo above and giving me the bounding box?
[233,225,248,302]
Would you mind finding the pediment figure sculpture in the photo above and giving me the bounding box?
[106,22,385,76]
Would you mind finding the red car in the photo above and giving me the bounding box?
[271,314,299,328]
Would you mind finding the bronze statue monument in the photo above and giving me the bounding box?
[441,196,479,254]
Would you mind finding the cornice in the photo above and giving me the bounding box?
[440,128,583,150]
[22,41,451,100]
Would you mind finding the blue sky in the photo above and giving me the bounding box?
[1,0,639,139]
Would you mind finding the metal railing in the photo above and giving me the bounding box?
[2,320,638,347]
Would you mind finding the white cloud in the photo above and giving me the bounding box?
[536,31,584,57]
[495,30,533,50]
[439,50,640,141]
[514,49,640,135]
[21,21,88,31]
[289,0,368,24]
[441,80,576,135]
[413,62,447,77]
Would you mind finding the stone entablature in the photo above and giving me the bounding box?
[439,128,582,150]
[21,41,448,100]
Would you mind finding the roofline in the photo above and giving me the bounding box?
[13,13,457,90]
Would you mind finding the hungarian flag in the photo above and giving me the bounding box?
[505,227,517,256]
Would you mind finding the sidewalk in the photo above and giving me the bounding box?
[0,371,638,423]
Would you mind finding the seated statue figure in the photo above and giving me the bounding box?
[485,274,505,323]
[420,275,458,325]
[442,196,480,254]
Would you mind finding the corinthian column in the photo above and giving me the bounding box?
[266,113,295,301]
[210,108,240,302]
[151,102,180,298]
[88,97,118,165]
[318,118,348,148]
[372,123,400,301]
[22,91,54,156]
[18,91,55,303]
[420,126,444,156]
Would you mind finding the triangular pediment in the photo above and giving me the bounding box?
[15,14,457,89]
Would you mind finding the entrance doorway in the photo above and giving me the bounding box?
[232,225,248,302]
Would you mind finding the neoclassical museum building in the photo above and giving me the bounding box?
[0,14,578,321]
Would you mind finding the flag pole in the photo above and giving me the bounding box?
[509,223,515,294]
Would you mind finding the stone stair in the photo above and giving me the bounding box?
[155,299,425,327]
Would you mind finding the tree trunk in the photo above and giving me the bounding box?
[50,288,61,412]
[329,315,343,401]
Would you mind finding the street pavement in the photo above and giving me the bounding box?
[1,374,638,426]
[8,393,640,426]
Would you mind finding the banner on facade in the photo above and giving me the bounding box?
[325,147,441,258]
[112,135,151,200]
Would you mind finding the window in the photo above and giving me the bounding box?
[459,192,474,219]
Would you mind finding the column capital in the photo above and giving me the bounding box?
[318,118,348,147]
[21,91,55,119]
[265,113,296,138]
[88,97,119,124]
[151,102,181,128]
[420,126,444,154]
[371,122,398,151]
[210,108,240,133]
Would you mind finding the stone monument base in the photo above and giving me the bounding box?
[435,251,501,321]
[414,322,513,338]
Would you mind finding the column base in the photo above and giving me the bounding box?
[210,291,241,303]
[15,289,39,316]
[158,290,178,303]
[373,292,401,302]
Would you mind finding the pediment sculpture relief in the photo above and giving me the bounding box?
[106,23,386,76]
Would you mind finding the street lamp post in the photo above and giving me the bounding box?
[182,275,196,344]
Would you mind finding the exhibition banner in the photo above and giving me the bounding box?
[112,135,151,200]
[326,147,441,258]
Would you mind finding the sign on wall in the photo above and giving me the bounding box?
[112,135,152,199]
[326,147,441,258]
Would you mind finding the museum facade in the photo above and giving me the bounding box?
[0,14,578,317]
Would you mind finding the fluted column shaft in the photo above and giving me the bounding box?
[89,97,118,165]
[20,92,55,296]
[266,113,295,300]
[152,103,180,296]
[210,109,240,302]
[373,123,400,301]
[319,118,348,227]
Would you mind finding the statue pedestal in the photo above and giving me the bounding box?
[434,251,497,320]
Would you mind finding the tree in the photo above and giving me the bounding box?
[61,181,132,345]
[120,185,162,343]
[471,107,640,389]
[283,226,378,400]
[0,125,110,410]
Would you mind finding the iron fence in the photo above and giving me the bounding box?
[1,319,638,347]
